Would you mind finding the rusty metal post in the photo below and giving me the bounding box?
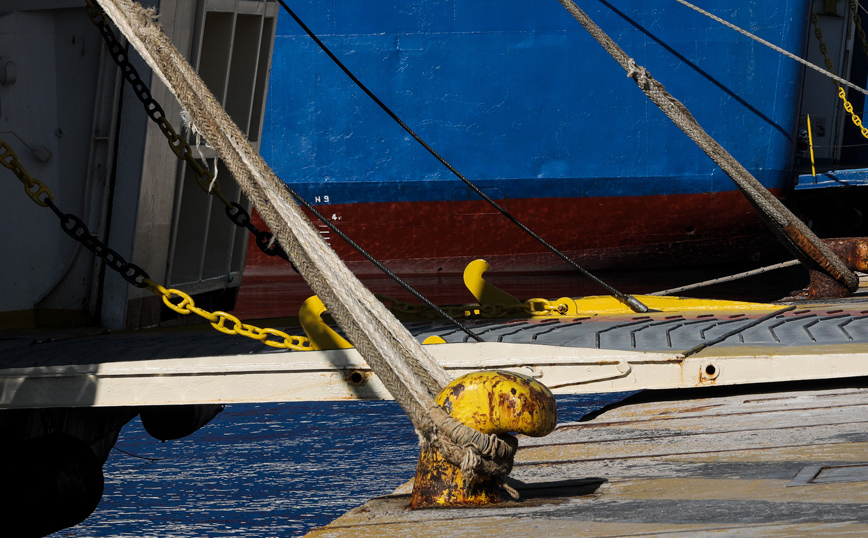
[409,441,504,507]
[808,238,868,298]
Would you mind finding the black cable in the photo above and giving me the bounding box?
[275,0,650,314]
[281,182,486,342]
[112,445,165,462]
[85,2,483,342]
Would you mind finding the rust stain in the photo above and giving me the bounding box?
[409,443,503,509]
[807,270,851,299]
[805,237,868,298]
[344,369,370,386]
[410,371,557,508]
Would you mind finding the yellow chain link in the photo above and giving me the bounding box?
[144,279,313,350]
[0,19,306,352]
[812,13,868,139]
[839,86,868,137]
[377,295,572,320]
[0,139,55,207]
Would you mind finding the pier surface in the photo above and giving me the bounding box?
[304,381,868,537]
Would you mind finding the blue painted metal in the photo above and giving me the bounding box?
[261,0,811,206]
[795,168,868,189]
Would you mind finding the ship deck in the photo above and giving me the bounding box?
[303,380,868,537]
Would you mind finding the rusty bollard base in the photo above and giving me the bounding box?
[409,370,557,509]
[409,442,503,508]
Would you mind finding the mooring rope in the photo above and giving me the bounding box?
[84,0,482,343]
[93,0,514,481]
[555,0,859,293]
[676,0,868,97]
[649,260,801,296]
[275,0,650,315]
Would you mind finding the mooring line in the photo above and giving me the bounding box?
[676,0,868,96]
[275,0,650,314]
[649,260,802,296]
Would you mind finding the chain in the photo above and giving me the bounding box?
[224,202,291,262]
[84,0,225,200]
[851,1,868,61]
[0,139,55,207]
[812,13,836,74]
[2,137,153,289]
[838,86,868,137]
[811,13,868,139]
[378,295,570,320]
[1,136,311,349]
[83,0,294,265]
[143,280,312,350]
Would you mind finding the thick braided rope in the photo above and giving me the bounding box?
[96,0,441,415]
[95,0,515,477]
[556,0,858,292]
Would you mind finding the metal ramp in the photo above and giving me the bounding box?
[5,302,868,408]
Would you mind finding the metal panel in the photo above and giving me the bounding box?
[790,464,868,486]
[165,0,277,291]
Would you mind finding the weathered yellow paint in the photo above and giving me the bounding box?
[298,296,353,351]
[554,297,579,315]
[308,386,868,538]
[409,443,502,508]
[410,370,557,508]
[463,259,521,305]
[572,294,778,315]
[436,370,558,437]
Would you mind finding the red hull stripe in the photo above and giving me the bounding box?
[246,191,780,273]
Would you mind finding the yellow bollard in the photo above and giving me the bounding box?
[298,296,353,350]
[463,259,521,306]
[410,370,557,508]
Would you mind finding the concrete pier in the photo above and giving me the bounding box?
[304,380,868,537]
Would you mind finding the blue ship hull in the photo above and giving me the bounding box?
[254,0,811,273]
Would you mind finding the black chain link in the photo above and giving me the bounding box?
[85,0,295,269]
[44,197,151,288]
[79,0,480,339]
[226,202,292,262]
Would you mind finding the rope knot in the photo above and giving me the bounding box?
[459,442,485,489]
[626,58,654,90]
[428,406,519,487]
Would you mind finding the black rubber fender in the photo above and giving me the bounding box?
[0,433,104,537]
[140,403,225,441]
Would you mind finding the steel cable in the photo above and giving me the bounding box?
[275,0,650,314]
